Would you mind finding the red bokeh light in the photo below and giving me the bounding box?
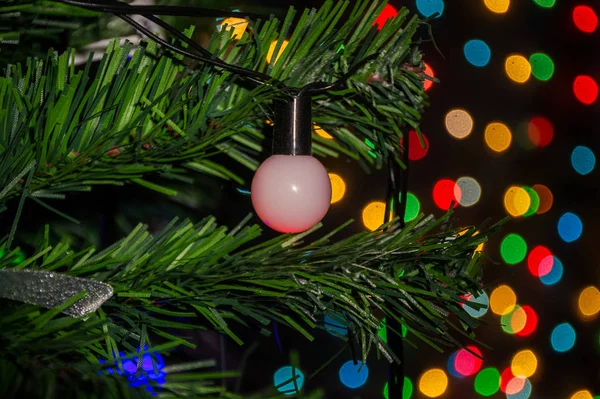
[538,255,555,277]
[528,117,554,147]
[573,5,598,33]
[373,4,398,30]
[573,75,599,105]
[404,130,430,161]
[433,179,461,210]
[527,245,552,277]
[454,345,483,377]
[424,63,435,91]
[516,305,538,337]
[500,367,517,393]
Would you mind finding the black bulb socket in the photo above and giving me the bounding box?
[272,94,312,156]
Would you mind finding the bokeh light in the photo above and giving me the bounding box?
[433,179,460,210]
[324,313,347,336]
[522,186,540,217]
[551,322,576,352]
[362,201,386,231]
[447,351,463,379]
[464,39,491,67]
[505,55,531,83]
[529,53,554,81]
[532,184,553,214]
[573,75,598,105]
[504,186,531,217]
[533,0,555,8]
[484,0,510,14]
[474,367,500,396]
[314,124,333,139]
[416,0,445,18]
[445,109,474,139]
[573,5,598,33]
[377,318,408,344]
[557,212,583,243]
[328,173,346,204]
[571,390,594,399]
[405,192,421,222]
[455,177,481,207]
[383,377,413,399]
[527,116,553,147]
[516,306,538,337]
[423,63,435,91]
[274,366,305,395]
[339,360,369,388]
[461,291,489,318]
[528,245,552,277]
[511,350,537,378]
[419,369,448,398]
[578,286,600,318]
[501,305,526,335]
[266,40,289,64]
[500,234,527,265]
[454,346,483,377]
[506,378,532,399]
[539,256,563,286]
[571,146,596,175]
[408,130,429,161]
[373,4,398,29]
[490,285,517,315]
[500,367,517,394]
[485,122,512,153]
[218,17,248,40]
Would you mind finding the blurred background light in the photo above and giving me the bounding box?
[324,313,347,336]
[551,322,576,352]
[557,212,583,242]
[447,351,463,379]
[501,305,526,335]
[571,146,596,175]
[433,178,460,210]
[416,0,445,18]
[418,369,448,398]
[500,234,527,265]
[506,378,532,399]
[408,130,430,161]
[328,173,346,204]
[573,75,598,105]
[445,109,474,139]
[527,116,554,147]
[490,285,517,315]
[571,390,594,399]
[454,345,483,377]
[573,5,598,33]
[578,286,600,318]
[461,291,490,318]
[373,4,398,29]
[474,367,501,396]
[484,0,510,14]
[511,350,537,378]
[499,367,517,394]
[274,366,305,395]
[362,201,386,231]
[529,53,554,81]
[539,256,563,286]
[217,17,248,39]
[532,184,553,214]
[464,39,491,67]
[505,55,531,83]
[516,306,538,337]
[527,245,552,277]
[455,177,481,207]
[485,122,512,152]
[314,124,333,139]
[405,192,421,222]
[339,360,369,388]
[522,186,540,217]
[533,0,555,8]
[423,62,435,91]
[383,377,413,399]
[266,40,289,64]
[504,186,531,217]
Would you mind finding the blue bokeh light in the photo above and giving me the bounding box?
[274,366,305,395]
[551,323,576,352]
[324,312,348,336]
[464,39,491,67]
[571,146,596,175]
[416,0,445,18]
[539,256,563,286]
[462,291,489,318]
[447,351,464,379]
[99,348,166,395]
[506,378,532,399]
[557,212,583,242]
[339,360,369,389]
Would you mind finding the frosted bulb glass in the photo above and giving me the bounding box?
[251,155,332,233]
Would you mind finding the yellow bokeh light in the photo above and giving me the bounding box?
[511,350,538,378]
[218,17,248,40]
[266,40,289,64]
[445,109,474,139]
[362,201,386,231]
[419,369,448,398]
[458,229,485,254]
[490,285,517,315]
[314,124,333,140]
[504,186,531,217]
[484,122,512,153]
[505,55,532,83]
[329,173,346,204]
[484,0,510,13]
[510,306,528,334]
[570,390,593,399]
[578,286,600,317]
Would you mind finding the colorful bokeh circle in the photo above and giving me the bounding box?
[464,39,491,67]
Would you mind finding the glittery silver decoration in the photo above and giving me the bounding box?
[0,269,113,317]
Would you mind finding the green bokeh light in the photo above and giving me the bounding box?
[523,186,540,217]
[533,0,556,8]
[500,304,522,334]
[378,318,407,343]
[383,377,413,399]
[500,234,527,265]
[474,367,500,397]
[404,193,420,222]
[529,53,555,81]
[0,249,26,264]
